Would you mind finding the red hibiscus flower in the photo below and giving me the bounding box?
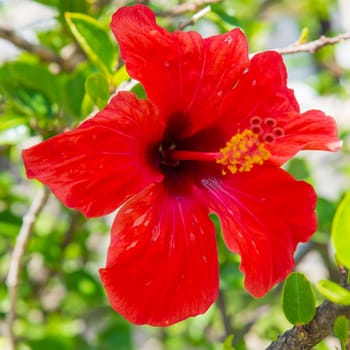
[22,4,341,326]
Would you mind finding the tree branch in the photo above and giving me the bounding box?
[265,301,350,350]
[0,27,74,71]
[217,290,234,337]
[274,32,350,55]
[266,269,350,349]
[6,187,50,350]
[156,0,222,17]
[177,5,212,30]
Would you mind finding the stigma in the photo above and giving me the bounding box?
[216,129,271,175]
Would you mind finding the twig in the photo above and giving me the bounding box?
[217,290,233,337]
[157,0,222,17]
[265,301,350,350]
[6,187,50,350]
[274,32,350,55]
[0,27,74,71]
[339,267,349,288]
[178,5,212,30]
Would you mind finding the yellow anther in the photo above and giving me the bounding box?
[217,129,271,175]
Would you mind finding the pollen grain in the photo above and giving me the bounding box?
[217,129,271,175]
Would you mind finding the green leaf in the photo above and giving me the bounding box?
[0,61,61,105]
[61,70,86,118]
[97,321,132,350]
[59,0,88,14]
[85,72,109,110]
[32,0,60,8]
[316,280,350,305]
[28,335,71,350]
[81,94,94,117]
[37,28,71,52]
[282,272,316,325]
[316,197,337,235]
[332,192,350,269]
[8,88,53,118]
[112,65,130,87]
[211,4,241,27]
[298,27,310,44]
[222,335,235,350]
[0,221,21,238]
[33,0,88,14]
[65,12,117,75]
[334,316,349,342]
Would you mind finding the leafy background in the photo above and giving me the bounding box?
[0,0,350,349]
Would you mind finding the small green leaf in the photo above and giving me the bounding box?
[81,94,94,117]
[222,335,235,350]
[112,65,130,87]
[334,316,349,342]
[65,12,117,75]
[85,72,109,110]
[332,192,350,269]
[298,27,309,44]
[282,272,316,325]
[316,280,350,305]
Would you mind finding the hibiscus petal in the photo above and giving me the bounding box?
[99,182,218,326]
[267,109,342,165]
[22,92,163,217]
[219,51,299,131]
[111,4,249,136]
[201,166,317,297]
[218,51,341,164]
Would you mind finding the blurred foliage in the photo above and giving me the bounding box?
[0,0,350,349]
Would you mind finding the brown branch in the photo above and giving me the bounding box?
[157,0,222,17]
[61,211,82,250]
[266,270,350,350]
[265,301,350,350]
[274,32,350,55]
[0,27,74,71]
[6,187,50,350]
[217,290,233,337]
[177,5,212,30]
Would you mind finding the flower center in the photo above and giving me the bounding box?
[167,128,272,175]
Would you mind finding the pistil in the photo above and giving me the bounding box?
[170,150,220,162]
[167,129,271,175]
